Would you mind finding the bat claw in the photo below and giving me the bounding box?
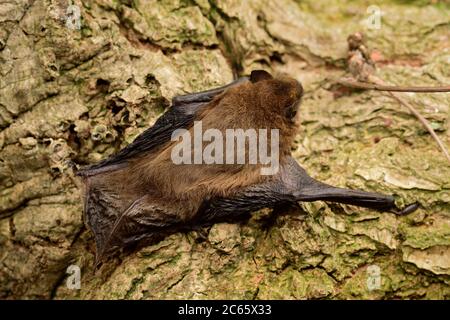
[393,202,420,215]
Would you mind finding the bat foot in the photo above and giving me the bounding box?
[392,202,420,215]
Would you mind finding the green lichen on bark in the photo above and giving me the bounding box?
[0,0,449,299]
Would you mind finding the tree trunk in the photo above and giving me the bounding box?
[0,0,449,299]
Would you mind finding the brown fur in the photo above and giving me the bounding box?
[97,74,303,221]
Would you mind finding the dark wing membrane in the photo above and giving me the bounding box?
[172,77,248,106]
[78,104,200,176]
[197,156,418,223]
[78,77,248,176]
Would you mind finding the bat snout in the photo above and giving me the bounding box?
[293,80,304,100]
[285,99,300,119]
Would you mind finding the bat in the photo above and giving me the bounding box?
[78,70,419,264]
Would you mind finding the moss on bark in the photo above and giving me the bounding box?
[0,0,449,299]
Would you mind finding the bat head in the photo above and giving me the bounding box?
[249,70,303,121]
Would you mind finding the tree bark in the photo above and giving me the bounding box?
[0,0,449,299]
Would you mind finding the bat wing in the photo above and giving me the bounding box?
[198,156,419,223]
[85,190,181,264]
[281,157,418,214]
[78,77,248,176]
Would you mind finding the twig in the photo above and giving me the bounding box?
[337,79,450,93]
[344,31,450,163]
[368,75,450,163]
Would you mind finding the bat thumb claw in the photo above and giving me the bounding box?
[94,255,104,269]
[393,202,420,215]
[94,247,108,269]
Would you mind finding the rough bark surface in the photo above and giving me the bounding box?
[0,0,449,299]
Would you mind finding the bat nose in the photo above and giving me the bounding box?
[295,81,304,99]
[286,100,300,119]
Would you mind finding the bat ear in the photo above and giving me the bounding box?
[250,70,273,83]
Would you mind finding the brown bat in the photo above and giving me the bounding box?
[78,70,418,263]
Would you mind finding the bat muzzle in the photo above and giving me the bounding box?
[285,98,301,120]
